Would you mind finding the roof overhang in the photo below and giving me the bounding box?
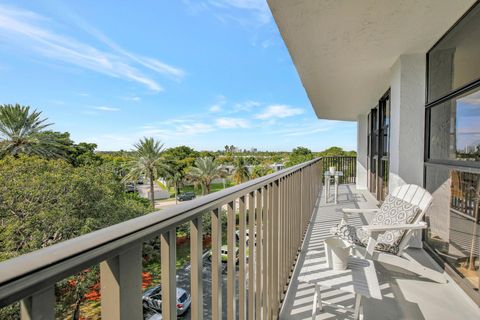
[268,0,476,121]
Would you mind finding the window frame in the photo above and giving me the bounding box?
[423,0,480,305]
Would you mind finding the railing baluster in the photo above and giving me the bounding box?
[300,168,304,240]
[272,180,279,317]
[100,245,142,320]
[256,188,263,318]
[211,208,222,320]
[267,182,273,318]
[239,196,247,320]
[284,176,289,292]
[279,177,284,296]
[20,286,55,320]
[190,216,203,319]
[161,229,177,320]
[248,191,256,319]
[227,201,236,320]
[264,184,271,319]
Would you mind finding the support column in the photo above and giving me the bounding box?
[389,54,426,248]
[356,113,368,190]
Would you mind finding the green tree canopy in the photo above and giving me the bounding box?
[250,165,274,179]
[285,146,314,167]
[0,156,149,260]
[317,146,356,157]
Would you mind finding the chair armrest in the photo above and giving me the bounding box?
[361,222,427,259]
[342,208,380,214]
[361,222,427,233]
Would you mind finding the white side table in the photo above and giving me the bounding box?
[298,254,382,320]
[324,171,343,203]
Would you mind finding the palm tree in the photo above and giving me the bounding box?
[0,104,63,158]
[188,157,225,195]
[125,137,166,208]
[165,169,184,204]
[232,157,250,184]
[250,164,274,179]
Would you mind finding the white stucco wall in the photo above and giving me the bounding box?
[356,114,368,190]
[389,54,426,192]
[388,54,426,248]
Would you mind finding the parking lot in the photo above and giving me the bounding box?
[176,255,240,319]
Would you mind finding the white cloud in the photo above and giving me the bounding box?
[267,120,342,137]
[215,117,250,129]
[209,104,223,112]
[122,96,141,102]
[178,123,214,135]
[92,106,120,112]
[142,122,214,139]
[50,99,65,105]
[208,0,271,25]
[183,0,271,27]
[233,100,260,112]
[255,105,304,120]
[208,95,227,113]
[282,127,331,137]
[0,4,184,92]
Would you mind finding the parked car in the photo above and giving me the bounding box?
[142,286,191,316]
[137,177,145,185]
[176,192,196,202]
[209,245,239,264]
[143,305,162,320]
[235,227,257,245]
[125,182,136,193]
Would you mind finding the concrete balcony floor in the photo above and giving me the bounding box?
[280,184,480,320]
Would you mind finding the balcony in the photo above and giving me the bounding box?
[280,184,480,319]
[0,157,479,319]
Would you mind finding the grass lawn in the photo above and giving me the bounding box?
[178,181,235,196]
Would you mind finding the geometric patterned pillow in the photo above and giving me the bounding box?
[367,195,422,253]
[330,195,421,254]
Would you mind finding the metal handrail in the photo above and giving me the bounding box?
[0,157,322,307]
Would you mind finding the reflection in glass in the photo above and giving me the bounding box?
[429,87,480,162]
[428,4,480,102]
[426,167,480,290]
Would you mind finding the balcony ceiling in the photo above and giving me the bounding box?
[267,0,477,121]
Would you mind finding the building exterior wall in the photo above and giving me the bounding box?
[356,114,368,190]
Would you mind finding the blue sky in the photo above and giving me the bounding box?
[0,0,356,151]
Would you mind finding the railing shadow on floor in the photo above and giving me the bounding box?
[280,184,425,320]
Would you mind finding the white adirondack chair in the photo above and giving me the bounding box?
[339,184,447,284]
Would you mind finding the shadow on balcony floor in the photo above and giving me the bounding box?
[280,184,480,320]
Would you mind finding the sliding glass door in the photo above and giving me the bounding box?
[367,90,391,201]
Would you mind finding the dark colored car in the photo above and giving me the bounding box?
[176,192,196,202]
[125,182,136,193]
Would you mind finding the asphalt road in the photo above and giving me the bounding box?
[176,255,240,319]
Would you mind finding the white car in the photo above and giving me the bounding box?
[142,286,191,316]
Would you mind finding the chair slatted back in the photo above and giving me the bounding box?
[388,184,433,255]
